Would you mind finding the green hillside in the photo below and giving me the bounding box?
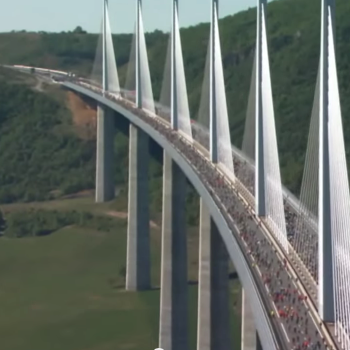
[2,0,350,193]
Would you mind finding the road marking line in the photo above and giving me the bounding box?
[281,323,290,342]
[256,265,262,277]
[265,284,270,294]
[272,302,280,318]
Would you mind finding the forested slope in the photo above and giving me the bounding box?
[1,0,350,201]
[0,69,96,202]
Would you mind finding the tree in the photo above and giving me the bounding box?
[73,26,87,34]
[119,265,126,283]
[0,210,5,233]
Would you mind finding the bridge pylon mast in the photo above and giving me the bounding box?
[255,0,266,217]
[102,0,108,93]
[136,0,142,108]
[318,0,335,323]
[171,0,178,130]
[209,0,218,163]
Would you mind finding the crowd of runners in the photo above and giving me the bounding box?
[73,80,334,350]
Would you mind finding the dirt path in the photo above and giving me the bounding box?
[66,91,96,140]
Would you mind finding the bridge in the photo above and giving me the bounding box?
[5,0,350,349]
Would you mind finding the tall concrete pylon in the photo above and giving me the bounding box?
[255,0,267,217]
[95,0,115,203]
[159,151,188,350]
[171,0,178,130]
[100,0,120,95]
[125,0,152,292]
[241,288,263,350]
[197,198,230,350]
[135,0,142,108]
[209,0,218,164]
[254,0,288,252]
[158,4,191,347]
[125,124,150,291]
[196,4,230,349]
[170,0,192,140]
[318,0,336,323]
[135,0,155,113]
[209,0,234,178]
[102,0,108,92]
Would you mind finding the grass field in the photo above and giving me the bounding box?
[0,196,242,350]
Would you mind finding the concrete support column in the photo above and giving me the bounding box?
[102,0,108,92]
[95,104,115,203]
[242,288,259,350]
[255,0,267,217]
[135,0,142,108]
[159,152,188,350]
[126,124,150,290]
[209,0,218,163]
[256,332,263,350]
[318,0,335,322]
[197,198,230,350]
[171,0,178,130]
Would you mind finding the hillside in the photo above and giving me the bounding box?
[1,0,350,196]
[2,0,350,194]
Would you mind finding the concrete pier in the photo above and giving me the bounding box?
[159,152,188,350]
[126,124,150,290]
[197,198,230,350]
[95,104,115,203]
[242,288,260,350]
[256,332,263,350]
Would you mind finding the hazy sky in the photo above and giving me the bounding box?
[0,0,257,34]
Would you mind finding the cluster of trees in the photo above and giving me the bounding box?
[2,209,117,238]
[0,73,98,203]
[0,210,5,234]
[0,0,350,212]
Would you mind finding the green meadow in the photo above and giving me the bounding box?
[0,197,241,350]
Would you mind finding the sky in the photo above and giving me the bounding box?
[0,0,257,34]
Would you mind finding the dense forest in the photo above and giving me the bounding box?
[2,209,117,238]
[1,0,350,212]
[0,70,96,203]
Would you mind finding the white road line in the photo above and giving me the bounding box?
[256,265,262,277]
[291,279,321,331]
[303,300,320,329]
[281,323,290,342]
[272,302,280,318]
[265,284,270,294]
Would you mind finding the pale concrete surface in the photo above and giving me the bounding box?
[197,198,230,350]
[159,152,188,350]
[242,288,258,350]
[95,104,115,202]
[126,124,150,290]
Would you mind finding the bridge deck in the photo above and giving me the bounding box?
[61,80,340,350]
